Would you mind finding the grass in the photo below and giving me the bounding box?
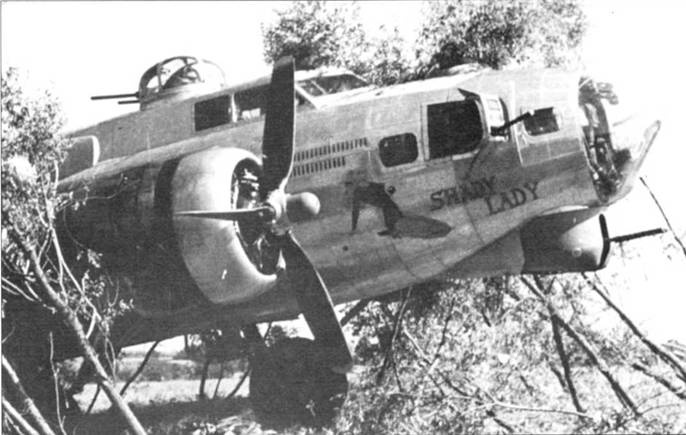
[71,373,254,434]
[66,358,686,434]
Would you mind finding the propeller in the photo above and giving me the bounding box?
[177,57,352,372]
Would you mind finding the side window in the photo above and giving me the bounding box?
[427,100,483,159]
[379,133,418,167]
[235,85,267,120]
[523,107,559,136]
[195,95,231,131]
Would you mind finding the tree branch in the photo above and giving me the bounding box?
[376,287,412,386]
[7,227,147,435]
[520,276,640,417]
[119,341,160,397]
[640,176,686,259]
[2,356,56,435]
[583,272,686,384]
[340,299,370,327]
[225,367,251,399]
[631,361,686,402]
[483,400,593,420]
[550,313,585,413]
[2,395,40,435]
[430,293,455,368]
[211,363,225,400]
[85,385,101,416]
[47,334,67,435]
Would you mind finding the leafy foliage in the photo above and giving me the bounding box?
[364,26,413,86]
[262,0,586,88]
[262,1,368,73]
[1,67,127,328]
[415,0,586,74]
[339,275,686,434]
[2,68,130,423]
[2,68,65,244]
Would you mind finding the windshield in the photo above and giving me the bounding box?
[297,74,369,97]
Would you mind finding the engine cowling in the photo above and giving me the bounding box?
[58,147,279,313]
[172,148,277,304]
[519,208,611,273]
[453,207,611,278]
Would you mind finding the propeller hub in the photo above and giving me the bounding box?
[264,190,287,223]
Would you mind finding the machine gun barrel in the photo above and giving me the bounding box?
[608,228,666,243]
[491,111,533,136]
[91,92,139,100]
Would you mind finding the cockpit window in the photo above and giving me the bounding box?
[297,74,369,97]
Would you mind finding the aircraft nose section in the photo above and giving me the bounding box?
[607,115,661,201]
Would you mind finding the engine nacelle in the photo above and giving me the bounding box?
[58,147,278,313]
[453,207,610,278]
[519,208,610,273]
[172,148,277,304]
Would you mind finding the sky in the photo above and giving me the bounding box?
[0,1,425,131]
[2,1,685,344]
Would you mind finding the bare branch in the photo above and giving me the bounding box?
[481,400,594,420]
[340,299,370,327]
[225,367,251,400]
[47,334,67,435]
[119,341,160,397]
[547,358,568,391]
[6,227,147,435]
[520,276,640,417]
[85,385,101,416]
[631,362,686,402]
[2,395,40,435]
[2,275,41,302]
[550,313,585,413]
[2,355,56,435]
[640,176,686,259]
[584,273,686,384]
[376,287,412,386]
[212,363,225,399]
[430,293,455,368]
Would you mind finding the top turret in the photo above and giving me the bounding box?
[137,56,226,109]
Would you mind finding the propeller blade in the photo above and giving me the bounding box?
[175,206,275,222]
[278,230,353,373]
[259,57,296,200]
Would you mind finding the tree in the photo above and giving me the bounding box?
[262,1,418,86]
[262,0,585,89]
[1,68,146,435]
[415,0,586,75]
[262,1,369,73]
[364,26,413,86]
[339,272,686,434]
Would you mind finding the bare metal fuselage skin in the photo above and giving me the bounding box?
[59,68,656,346]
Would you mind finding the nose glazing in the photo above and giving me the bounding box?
[606,114,661,201]
[579,77,660,203]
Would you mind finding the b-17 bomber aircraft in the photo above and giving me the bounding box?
[39,55,661,420]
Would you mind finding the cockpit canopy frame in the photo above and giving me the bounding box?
[138,56,226,107]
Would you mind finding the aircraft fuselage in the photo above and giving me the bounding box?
[58,67,657,346]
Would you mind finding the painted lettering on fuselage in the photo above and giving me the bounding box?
[484,181,540,215]
[429,176,496,211]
